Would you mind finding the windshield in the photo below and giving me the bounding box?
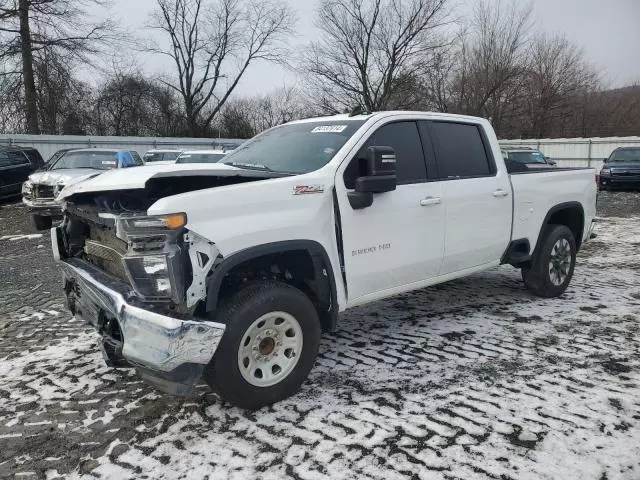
[508,151,547,164]
[46,150,67,165]
[144,152,180,162]
[609,149,640,162]
[50,151,119,170]
[176,153,226,164]
[221,120,366,174]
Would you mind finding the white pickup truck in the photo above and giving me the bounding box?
[52,111,597,409]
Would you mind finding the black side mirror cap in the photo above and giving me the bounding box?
[355,175,396,193]
[366,146,396,176]
[347,191,373,210]
[347,145,397,209]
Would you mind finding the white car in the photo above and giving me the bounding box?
[175,149,228,164]
[142,149,183,165]
[53,111,597,409]
[22,148,142,230]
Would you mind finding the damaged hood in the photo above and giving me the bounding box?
[29,168,104,187]
[58,163,285,200]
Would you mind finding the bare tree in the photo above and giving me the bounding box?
[303,0,450,113]
[523,34,599,138]
[0,73,23,132]
[0,0,115,133]
[250,86,310,131]
[93,65,187,137]
[33,48,93,134]
[452,0,532,133]
[214,86,311,138]
[149,0,294,137]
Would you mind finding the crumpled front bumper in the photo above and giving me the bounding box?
[52,228,225,395]
[23,197,62,216]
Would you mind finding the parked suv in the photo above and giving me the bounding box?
[599,147,640,190]
[501,147,556,169]
[0,146,44,200]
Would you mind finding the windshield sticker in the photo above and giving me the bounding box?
[101,161,116,166]
[311,125,347,133]
[293,185,324,195]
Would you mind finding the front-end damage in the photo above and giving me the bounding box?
[53,187,226,395]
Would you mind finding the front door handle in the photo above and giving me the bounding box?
[493,189,509,198]
[420,196,442,206]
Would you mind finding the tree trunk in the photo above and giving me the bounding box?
[18,0,40,134]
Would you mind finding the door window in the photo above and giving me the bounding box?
[344,121,427,188]
[429,122,494,179]
[0,151,29,167]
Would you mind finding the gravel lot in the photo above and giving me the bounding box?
[1,191,639,480]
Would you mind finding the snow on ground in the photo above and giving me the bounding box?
[0,234,43,241]
[0,194,639,479]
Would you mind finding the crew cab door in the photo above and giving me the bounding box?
[0,150,31,196]
[426,120,512,274]
[335,120,445,304]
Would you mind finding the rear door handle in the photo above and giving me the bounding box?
[420,196,442,206]
[493,189,509,198]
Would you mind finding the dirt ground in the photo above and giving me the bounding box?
[0,191,639,480]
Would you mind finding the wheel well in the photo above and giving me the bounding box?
[208,246,337,332]
[545,204,584,250]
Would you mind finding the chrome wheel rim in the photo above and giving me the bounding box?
[548,238,572,286]
[237,311,303,387]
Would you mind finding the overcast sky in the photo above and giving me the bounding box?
[107,0,640,95]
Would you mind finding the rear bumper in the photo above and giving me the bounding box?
[23,197,62,216]
[52,228,225,395]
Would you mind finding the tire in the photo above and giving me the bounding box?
[522,225,576,298]
[32,214,52,231]
[204,280,321,410]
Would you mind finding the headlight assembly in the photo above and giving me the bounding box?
[22,181,32,196]
[123,255,174,298]
[125,213,187,231]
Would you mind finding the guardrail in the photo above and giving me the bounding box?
[0,134,244,161]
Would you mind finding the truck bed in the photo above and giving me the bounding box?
[509,168,598,248]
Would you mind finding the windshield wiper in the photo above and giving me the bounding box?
[223,161,297,176]
[224,161,274,171]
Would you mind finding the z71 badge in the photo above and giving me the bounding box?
[293,185,324,195]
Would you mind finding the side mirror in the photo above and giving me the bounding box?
[546,157,556,166]
[603,158,609,163]
[347,146,397,210]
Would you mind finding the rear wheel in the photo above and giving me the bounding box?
[522,225,576,298]
[204,281,321,409]
[32,214,52,231]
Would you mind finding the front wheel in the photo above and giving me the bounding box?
[204,281,321,409]
[522,224,577,298]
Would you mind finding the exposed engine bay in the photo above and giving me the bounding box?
[57,176,241,316]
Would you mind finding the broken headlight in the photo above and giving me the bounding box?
[120,213,188,302]
[22,180,32,197]
[124,254,180,299]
